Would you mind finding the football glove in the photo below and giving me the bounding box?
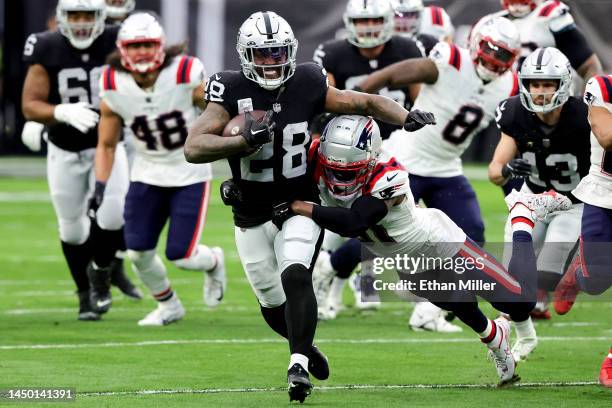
[272,202,294,230]
[502,158,532,179]
[242,110,276,148]
[54,102,100,133]
[21,121,46,152]
[87,181,106,218]
[403,109,436,132]
[220,179,242,206]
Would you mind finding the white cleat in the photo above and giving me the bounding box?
[511,335,538,362]
[505,189,572,221]
[204,247,226,308]
[486,318,520,386]
[138,295,185,326]
[409,302,463,333]
[350,273,380,310]
[312,250,335,306]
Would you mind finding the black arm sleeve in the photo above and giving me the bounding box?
[553,27,594,70]
[311,195,388,238]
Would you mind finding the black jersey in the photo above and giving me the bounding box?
[415,33,439,57]
[313,35,425,139]
[205,63,328,227]
[495,95,591,202]
[22,26,119,152]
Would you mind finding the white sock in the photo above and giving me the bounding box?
[129,250,171,296]
[514,317,536,340]
[289,353,309,372]
[328,277,347,304]
[510,204,535,234]
[479,319,501,346]
[173,245,216,272]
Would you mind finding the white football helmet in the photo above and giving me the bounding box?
[56,0,107,50]
[469,16,520,82]
[344,0,395,48]
[390,0,423,37]
[519,47,572,113]
[106,0,135,20]
[319,115,382,199]
[236,11,298,90]
[501,0,544,18]
[117,13,166,73]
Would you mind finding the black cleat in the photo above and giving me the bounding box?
[110,258,143,300]
[308,345,329,381]
[288,363,312,403]
[87,262,112,314]
[77,291,100,321]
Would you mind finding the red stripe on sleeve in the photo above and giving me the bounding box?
[102,67,109,91]
[109,68,116,90]
[595,76,611,103]
[431,6,443,26]
[184,57,195,84]
[539,1,560,17]
[510,72,519,96]
[176,55,187,84]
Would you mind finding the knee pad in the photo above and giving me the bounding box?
[96,195,125,231]
[58,216,90,245]
[243,258,286,308]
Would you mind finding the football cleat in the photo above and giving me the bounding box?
[77,291,100,321]
[287,363,312,403]
[204,247,226,308]
[505,189,572,221]
[486,318,520,386]
[312,250,335,306]
[350,272,380,310]
[599,349,612,387]
[409,302,463,333]
[138,295,185,326]
[110,258,143,300]
[318,301,341,321]
[308,345,329,381]
[87,262,112,314]
[553,254,581,315]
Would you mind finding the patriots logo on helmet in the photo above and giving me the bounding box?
[584,91,595,105]
[356,119,374,151]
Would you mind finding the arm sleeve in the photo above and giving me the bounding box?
[22,33,44,65]
[204,71,238,117]
[494,98,514,134]
[553,27,594,71]
[312,195,388,238]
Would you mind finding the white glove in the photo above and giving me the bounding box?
[21,121,45,152]
[53,102,100,133]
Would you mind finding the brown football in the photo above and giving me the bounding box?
[222,110,268,138]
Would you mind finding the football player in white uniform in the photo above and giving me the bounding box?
[489,48,592,360]
[105,0,135,24]
[358,16,521,328]
[280,114,572,386]
[94,13,226,326]
[473,0,602,86]
[21,0,139,321]
[553,74,612,387]
[391,0,454,44]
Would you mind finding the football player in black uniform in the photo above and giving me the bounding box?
[311,0,443,322]
[489,47,591,361]
[185,11,435,403]
[21,0,140,321]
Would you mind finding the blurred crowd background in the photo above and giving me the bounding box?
[1,0,611,159]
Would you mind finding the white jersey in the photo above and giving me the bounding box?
[420,6,454,42]
[475,1,574,62]
[572,75,612,209]
[313,144,466,263]
[100,55,212,187]
[387,42,518,177]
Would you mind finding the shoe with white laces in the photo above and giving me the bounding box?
[204,247,226,308]
[505,189,572,221]
[485,317,520,386]
[350,272,380,310]
[409,302,463,333]
[312,250,335,306]
[138,295,185,326]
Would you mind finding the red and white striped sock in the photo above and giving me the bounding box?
[510,203,535,234]
[479,319,500,345]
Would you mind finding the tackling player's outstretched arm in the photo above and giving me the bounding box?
[21,64,54,123]
[94,101,122,183]
[588,105,612,150]
[184,102,249,163]
[356,58,439,94]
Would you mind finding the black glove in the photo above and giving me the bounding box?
[272,202,294,230]
[502,158,532,179]
[88,181,106,218]
[220,179,242,206]
[403,109,436,132]
[242,110,276,148]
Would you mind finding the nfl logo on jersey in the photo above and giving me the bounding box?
[273,102,282,113]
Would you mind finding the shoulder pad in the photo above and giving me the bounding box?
[176,55,205,86]
[204,70,240,104]
[495,96,519,133]
[429,41,461,71]
[540,1,575,32]
[101,66,117,92]
[584,75,612,110]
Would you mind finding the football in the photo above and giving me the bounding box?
[222,110,268,138]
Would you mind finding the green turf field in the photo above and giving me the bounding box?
[0,176,609,407]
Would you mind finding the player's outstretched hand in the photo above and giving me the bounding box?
[87,181,106,219]
[220,179,242,206]
[403,109,436,132]
[272,201,294,230]
[243,110,276,147]
[54,102,100,133]
[502,158,532,179]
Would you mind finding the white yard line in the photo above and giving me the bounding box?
[0,336,609,351]
[78,381,600,397]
